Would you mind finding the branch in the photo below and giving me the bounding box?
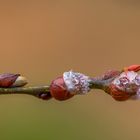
[0,79,108,95]
[0,70,119,101]
[0,77,114,99]
[0,86,50,96]
[0,65,139,102]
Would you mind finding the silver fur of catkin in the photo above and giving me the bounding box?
[63,71,91,95]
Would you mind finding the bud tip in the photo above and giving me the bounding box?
[12,76,28,87]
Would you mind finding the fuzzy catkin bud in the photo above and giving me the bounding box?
[50,71,91,101]
[109,71,140,101]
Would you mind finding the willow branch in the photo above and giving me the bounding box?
[0,86,50,96]
[0,70,121,101]
[0,65,137,101]
[0,78,113,96]
[89,77,115,90]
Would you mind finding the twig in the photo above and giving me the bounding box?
[0,78,113,96]
[0,71,119,101]
[0,64,140,101]
[0,86,50,96]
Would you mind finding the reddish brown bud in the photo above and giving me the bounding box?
[106,71,140,101]
[124,65,140,72]
[50,76,74,101]
[109,84,132,101]
[0,73,27,87]
[50,71,91,101]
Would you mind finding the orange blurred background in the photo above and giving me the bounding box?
[0,0,140,140]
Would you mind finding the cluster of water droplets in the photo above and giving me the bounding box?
[63,71,91,95]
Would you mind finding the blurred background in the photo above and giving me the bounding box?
[0,0,140,140]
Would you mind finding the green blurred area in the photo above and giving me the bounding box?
[0,0,140,140]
